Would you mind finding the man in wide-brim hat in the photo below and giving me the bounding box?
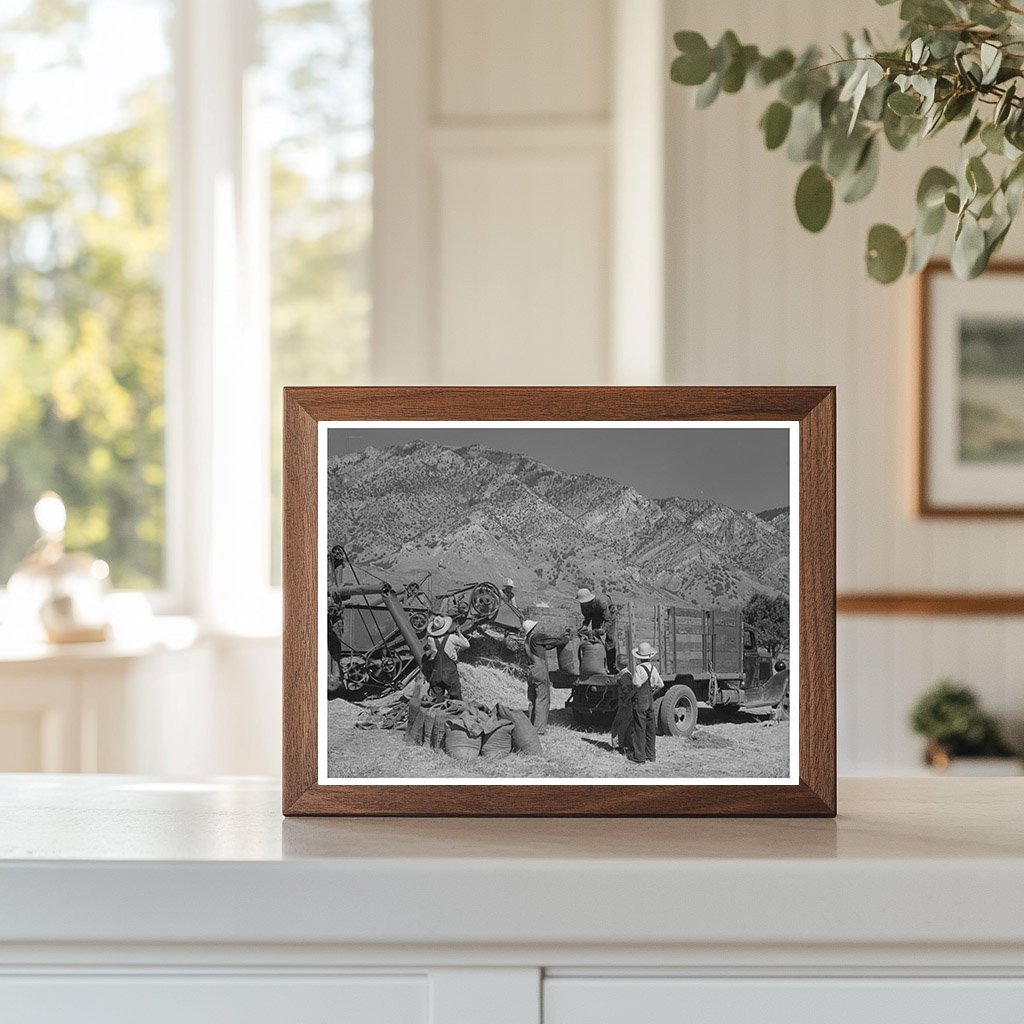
[423,614,469,701]
[577,585,617,672]
[627,641,662,765]
[522,618,567,735]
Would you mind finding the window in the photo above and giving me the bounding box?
[261,0,373,580]
[0,0,374,617]
[0,0,172,589]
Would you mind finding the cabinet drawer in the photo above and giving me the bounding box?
[544,977,1024,1024]
[0,974,427,1024]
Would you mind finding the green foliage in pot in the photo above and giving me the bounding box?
[670,0,1024,283]
[909,679,1014,756]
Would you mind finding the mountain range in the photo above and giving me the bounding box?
[326,440,789,608]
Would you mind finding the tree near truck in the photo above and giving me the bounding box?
[742,593,789,659]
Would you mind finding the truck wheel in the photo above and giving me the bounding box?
[653,696,664,735]
[658,684,698,738]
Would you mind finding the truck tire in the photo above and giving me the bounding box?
[658,684,698,738]
[653,696,664,735]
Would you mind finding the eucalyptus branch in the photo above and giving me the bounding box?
[670,0,1024,283]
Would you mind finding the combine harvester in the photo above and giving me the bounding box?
[326,546,523,702]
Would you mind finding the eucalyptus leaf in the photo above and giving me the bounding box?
[842,137,881,203]
[710,31,740,73]
[952,212,987,278]
[795,164,834,232]
[779,73,807,106]
[908,221,943,273]
[981,122,1006,155]
[967,154,995,195]
[694,73,721,109]
[787,101,823,162]
[980,41,1002,86]
[760,101,793,150]
[888,90,921,115]
[962,115,983,145]
[917,166,957,210]
[970,2,1009,30]
[866,223,908,283]
[996,83,1017,124]
[754,49,795,87]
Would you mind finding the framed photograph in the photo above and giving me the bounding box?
[283,387,835,816]
[918,261,1024,516]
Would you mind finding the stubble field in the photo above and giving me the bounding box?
[326,661,790,780]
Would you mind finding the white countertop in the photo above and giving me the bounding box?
[1,775,1022,956]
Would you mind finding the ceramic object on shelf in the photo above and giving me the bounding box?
[5,492,110,644]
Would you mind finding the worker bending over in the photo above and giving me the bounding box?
[577,586,617,672]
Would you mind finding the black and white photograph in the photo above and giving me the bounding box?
[319,422,797,784]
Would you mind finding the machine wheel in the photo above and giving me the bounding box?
[468,582,501,621]
[653,696,665,735]
[658,684,698,738]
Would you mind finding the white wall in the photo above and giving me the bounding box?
[664,0,1024,771]
[373,0,665,386]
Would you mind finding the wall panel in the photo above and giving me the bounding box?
[436,150,608,384]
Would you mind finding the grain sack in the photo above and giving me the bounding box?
[495,702,543,755]
[480,720,514,759]
[580,639,607,678]
[556,635,581,677]
[445,721,483,760]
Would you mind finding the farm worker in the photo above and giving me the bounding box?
[576,586,617,672]
[423,614,470,702]
[501,578,518,609]
[610,667,634,756]
[628,641,661,765]
[523,619,565,735]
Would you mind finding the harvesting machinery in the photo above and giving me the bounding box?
[326,546,524,702]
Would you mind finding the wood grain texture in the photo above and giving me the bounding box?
[282,387,836,817]
[916,260,1024,518]
[838,592,1024,616]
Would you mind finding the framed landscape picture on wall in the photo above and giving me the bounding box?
[282,387,836,816]
[918,262,1024,516]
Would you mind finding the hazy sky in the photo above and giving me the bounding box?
[327,426,791,512]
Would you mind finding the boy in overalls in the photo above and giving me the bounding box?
[423,614,469,702]
[629,641,661,765]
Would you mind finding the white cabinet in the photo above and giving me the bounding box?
[0,975,428,1024]
[1,778,1022,1024]
[544,977,1024,1024]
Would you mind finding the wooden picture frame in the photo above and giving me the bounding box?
[283,387,836,816]
[917,260,1024,517]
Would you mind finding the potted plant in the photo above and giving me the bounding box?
[909,680,1018,772]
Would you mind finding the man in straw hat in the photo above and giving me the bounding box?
[577,585,617,672]
[422,614,470,702]
[629,641,662,765]
[522,619,567,735]
[501,578,519,609]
